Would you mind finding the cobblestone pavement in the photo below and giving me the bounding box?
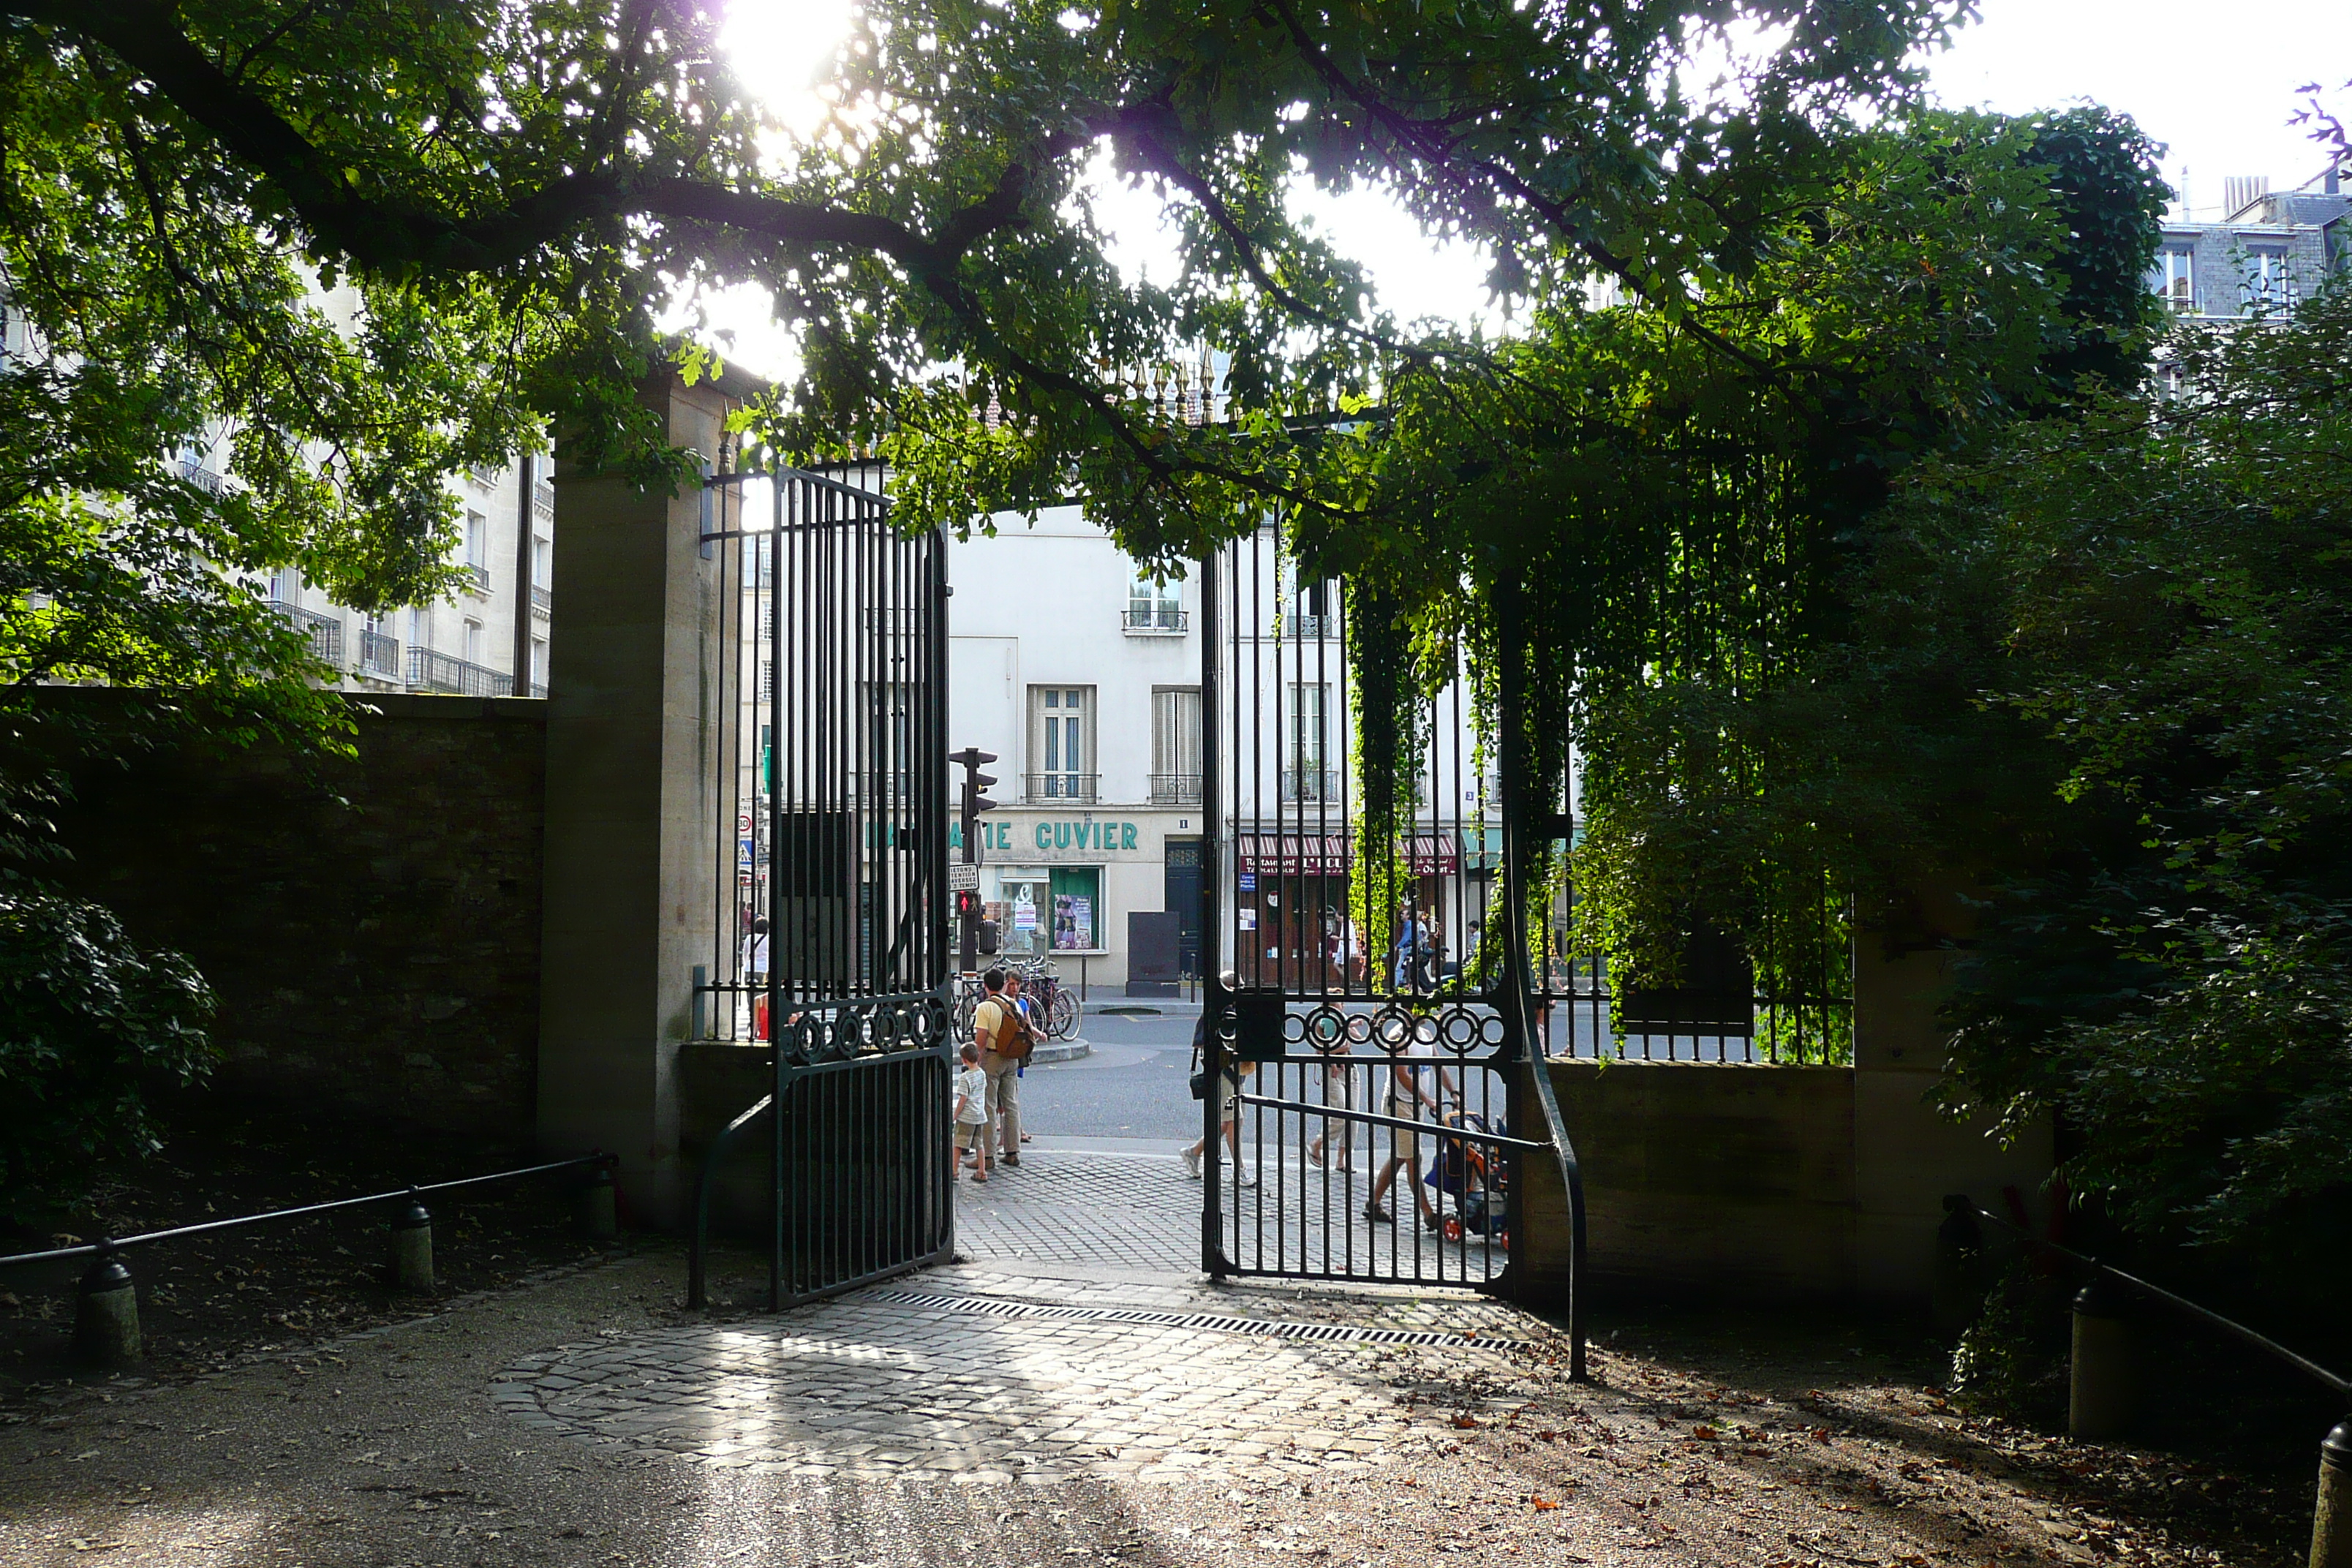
[0,1243,2287,1568]
[489,1267,1549,1485]
[951,1144,1508,1287]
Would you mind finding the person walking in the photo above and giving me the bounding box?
[742,916,771,1040]
[951,1041,991,1182]
[1182,976,1256,1186]
[1304,1019,1354,1171]
[971,968,1031,1168]
[1391,904,1431,992]
[1363,1016,1450,1228]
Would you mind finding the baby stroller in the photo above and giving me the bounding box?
[1422,1112,1509,1245]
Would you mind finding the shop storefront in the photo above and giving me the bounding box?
[1232,829,1494,989]
[949,808,1193,986]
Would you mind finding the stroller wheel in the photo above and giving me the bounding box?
[1443,1217,1464,1243]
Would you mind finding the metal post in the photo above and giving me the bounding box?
[75,1244,140,1366]
[2313,1420,2352,1568]
[1933,1195,1988,1337]
[1199,539,1225,1278]
[392,1193,434,1294]
[580,1156,618,1240]
[690,964,707,1042]
[2069,1279,2136,1439]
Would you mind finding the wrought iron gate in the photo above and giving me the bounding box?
[1198,529,1572,1304]
[691,463,955,1309]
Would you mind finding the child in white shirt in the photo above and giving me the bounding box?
[952,1042,991,1181]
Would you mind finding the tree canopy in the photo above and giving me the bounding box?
[13,0,2302,1284]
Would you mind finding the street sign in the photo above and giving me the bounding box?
[948,863,980,892]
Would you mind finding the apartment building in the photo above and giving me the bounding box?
[944,508,1499,994]
[257,453,554,700]
[2150,163,2350,320]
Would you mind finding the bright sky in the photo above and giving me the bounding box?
[701,0,2352,377]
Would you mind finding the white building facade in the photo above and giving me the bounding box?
[947,505,1207,992]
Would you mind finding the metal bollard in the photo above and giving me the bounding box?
[2069,1278,2136,1440]
[580,1159,618,1241]
[391,1194,434,1294]
[74,1244,140,1366]
[1932,1195,1988,1337]
[2313,1420,2352,1568]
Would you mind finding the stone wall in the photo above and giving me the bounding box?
[1514,1052,2048,1307]
[51,694,547,1139]
[1550,1059,1857,1300]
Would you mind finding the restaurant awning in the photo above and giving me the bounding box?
[1234,831,1463,877]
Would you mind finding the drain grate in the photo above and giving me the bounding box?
[867,1289,1529,1349]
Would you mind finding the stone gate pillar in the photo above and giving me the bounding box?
[536,369,755,1227]
[1850,881,2053,1297]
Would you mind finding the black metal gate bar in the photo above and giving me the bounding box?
[694,462,953,1311]
[1202,524,1518,1291]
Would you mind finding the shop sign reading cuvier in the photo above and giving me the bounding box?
[946,815,1153,859]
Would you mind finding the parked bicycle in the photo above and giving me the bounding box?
[951,958,1081,1041]
[1009,954,1082,1039]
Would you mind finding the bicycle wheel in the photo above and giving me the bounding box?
[1049,987,1079,1039]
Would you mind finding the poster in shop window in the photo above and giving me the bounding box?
[1053,894,1094,949]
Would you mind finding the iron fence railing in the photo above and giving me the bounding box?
[1123,606,1188,633]
[1950,1196,2351,1564]
[407,646,514,696]
[1,1154,616,1365]
[1280,766,1338,803]
[531,584,552,614]
[1150,772,1203,805]
[268,600,343,664]
[1025,772,1098,803]
[358,629,401,678]
[466,562,492,593]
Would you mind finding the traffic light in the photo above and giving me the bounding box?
[951,747,998,973]
[952,747,998,837]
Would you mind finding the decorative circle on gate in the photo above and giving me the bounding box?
[1301,1003,1351,1051]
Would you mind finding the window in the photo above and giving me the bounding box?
[2242,244,2293,314]
[1028,687,1094,801]
[463,618,484,666]
[465,510,488,567]
[1127,569,1183,631]
[530,636,548,690]
[1286,682,1332,802]
[409,608,428,649]
[1151,687,1202,804]
[532,535,551,585]
[2150,245,2194,312]
[1050,867,1101,951]
[992,868,1052,959]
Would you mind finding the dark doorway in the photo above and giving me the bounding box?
[1163,836,1203,979]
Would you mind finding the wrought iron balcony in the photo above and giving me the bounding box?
[268,601,342,664]
[529,682,549,699]
[530,583,552,616]
[176,457,232,497]
[1025,773,1098,804]
[406,646,513,697]
[1149,773,1203,805]
[1281,766,1340,803]
[466,562,492,594]
[1122,606,1188,634]
[358,629,402,679]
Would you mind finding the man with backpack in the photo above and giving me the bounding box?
[971,967,1033,1167]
